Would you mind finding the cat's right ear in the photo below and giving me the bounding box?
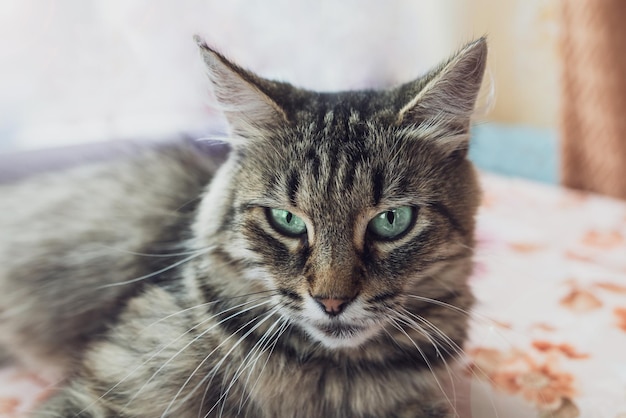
[195,36,288,142]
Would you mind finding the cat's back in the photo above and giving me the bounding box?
[0,140,223,370]
[0,141,222,267]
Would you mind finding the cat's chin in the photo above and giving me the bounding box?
[301,321,382,349]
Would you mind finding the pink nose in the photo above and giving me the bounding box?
[314,297,352,316]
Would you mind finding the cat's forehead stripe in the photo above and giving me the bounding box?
[371,167,385,206]
[286,169,300,207]
[305,147,321,180]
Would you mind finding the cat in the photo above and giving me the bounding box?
[0,35,486,417]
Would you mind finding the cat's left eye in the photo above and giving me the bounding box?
[266,208,307,237]
[367,206,415,241]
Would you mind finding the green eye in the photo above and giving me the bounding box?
[368,206,415,240]
[267,208,307,237]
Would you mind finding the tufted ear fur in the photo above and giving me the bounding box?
[195,36,288,142]
[395,37,488,155]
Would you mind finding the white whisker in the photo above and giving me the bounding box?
[200,307,281,418]
[97,249,211,289]
[401,302,513,418]
[392,310,460,416]
[98,244,212,258]
[388,317,456,416]
[215,315,285,417]
[78,296,273,417]
[399,308,461,359]
[141,290,277,332]
[161,306,279,418]
[123,299,273,414]
[236,318,289,414]
[406,293,525,345]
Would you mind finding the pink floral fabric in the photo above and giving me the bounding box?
[464,173,626,417]
[2,172,626,417]
[0,368,50,417]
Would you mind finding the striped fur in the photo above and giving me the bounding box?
[0,38,487,417]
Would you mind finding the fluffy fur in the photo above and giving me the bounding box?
[0,37,487,417]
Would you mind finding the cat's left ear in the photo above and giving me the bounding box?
[396,37,488,155]
[195,36,288,142]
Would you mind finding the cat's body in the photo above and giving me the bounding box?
[0,37,486,417]
[0,143,220,374]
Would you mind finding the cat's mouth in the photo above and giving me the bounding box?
[315,322,365,338]
[301,319,382,349]
[293,298,384,348]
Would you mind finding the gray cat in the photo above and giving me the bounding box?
[0,36,486,417]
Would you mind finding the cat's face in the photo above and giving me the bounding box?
[194,37,486,349]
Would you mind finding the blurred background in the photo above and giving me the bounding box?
[1,0,625,198]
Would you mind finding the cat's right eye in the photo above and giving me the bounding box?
[266,208,307,237]
[367,206,416,241]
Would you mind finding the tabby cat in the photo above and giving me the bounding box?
[0,36,486,417]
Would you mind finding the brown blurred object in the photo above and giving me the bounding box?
[559,0,626,200]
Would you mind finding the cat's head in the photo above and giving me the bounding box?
[193,37,487,349]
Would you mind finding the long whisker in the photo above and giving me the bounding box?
[215,315,285,417]
[199,307,282,418]
[391,312,459,414]
[97,245,213,258]
[403,308,484,372]
[141,290,278,332]
[388,317,455,415]
[399,307,507,418]
[406,294,494,326]
[97,248,211,289]
[236,318,289,415]
[123,299,273,413]
[407,311,499,417]
[78,296,273,417]
[393,312,454,369]
[161,306,279,418]
[402,310,502,417]
[399,308,460,360]
[406,294,526,344]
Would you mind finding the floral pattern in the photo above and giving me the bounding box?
[0,368,50,417]
[465,173,626,417]
[2,172,626,417]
